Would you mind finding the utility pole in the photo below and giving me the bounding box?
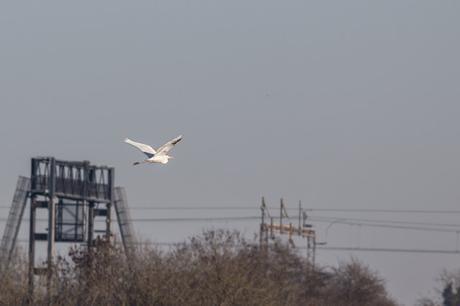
[298,201,301,232]
[302,209,316,266]
[280,198,284,234]
[260,197,266,247]
[47,157,56,301]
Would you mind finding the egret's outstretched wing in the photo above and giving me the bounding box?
[124,138,156,158]
[156,135,183,155]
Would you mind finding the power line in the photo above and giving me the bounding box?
[308,217,460,233]
[3,215,460,233]
[306,215,460,230]
[106,207,460,214]
[12,239,460,255]
[0,216,261,223]
[315,246,460,255]
[130,216,259,222]
[3,204,460,215]
[305,208,460,214]
[114,241,460,255]
[123,206,258,210]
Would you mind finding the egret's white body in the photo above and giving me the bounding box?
[124,135,182,165]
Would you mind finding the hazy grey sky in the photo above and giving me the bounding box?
[1,1,460,304]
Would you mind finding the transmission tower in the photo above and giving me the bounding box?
[260,197,317,264]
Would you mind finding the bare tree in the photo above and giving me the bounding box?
[0,229,398,306]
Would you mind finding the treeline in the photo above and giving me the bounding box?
[0,230,397,306]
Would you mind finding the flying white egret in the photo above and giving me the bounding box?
[124,135,183,165]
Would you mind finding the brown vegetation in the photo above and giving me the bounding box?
[416,269,460,306]
[0,230,397,306]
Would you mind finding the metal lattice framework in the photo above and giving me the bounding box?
[28,157,116,295]
[0,157,136,298]
[32,158,113,202]
[260,197,317,264]
[114,187,137,256]
[0,176,30,271]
